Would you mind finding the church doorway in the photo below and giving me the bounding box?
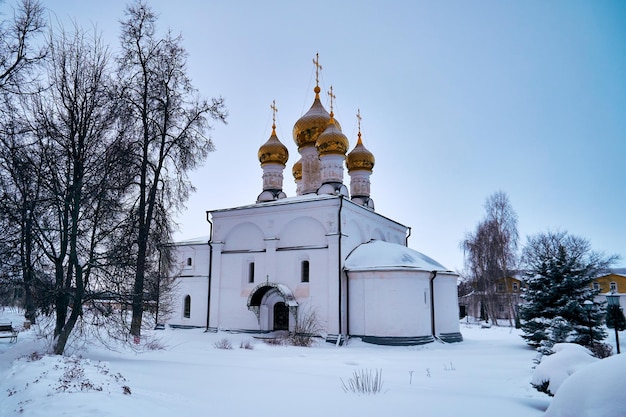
[247,283,298,332]
[273,302,289,330]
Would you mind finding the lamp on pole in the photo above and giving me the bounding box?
[583,300,594,348]
[606,291,623,354]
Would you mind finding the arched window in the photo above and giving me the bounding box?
[183,295,191,318]
[248,262,255,283]
[301,260,310,283]
[186,257,193,266]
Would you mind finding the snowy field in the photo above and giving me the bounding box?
[0,308,622,417]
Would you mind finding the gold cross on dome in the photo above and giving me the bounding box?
[328,85,336,114]
[270,100,278,125]
[356,108,362,133]
[313,52,322,86]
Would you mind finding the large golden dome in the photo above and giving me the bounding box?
[258,125,289,166]
[292,86,340,150]
[316,113,349,156]
[347,133,375,172]
[292,157,302,181]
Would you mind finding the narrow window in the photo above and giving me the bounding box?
[186,257,193,267]
[610,282,617,292]
[301,260,310,283]
[512,282,519,292]
[248,262,255,283]
[592,282,600,291]
[183,295,191,318]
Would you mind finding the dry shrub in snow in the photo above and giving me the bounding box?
[587,342,613,359]
[289,306,323,347]
[263,337,285,346]
[213,338,233,350]
[340,369,385,395]
[239,340,254,350]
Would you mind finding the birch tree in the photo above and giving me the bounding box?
[461,191,519,325]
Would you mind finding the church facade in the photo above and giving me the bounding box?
[167,69,462,345]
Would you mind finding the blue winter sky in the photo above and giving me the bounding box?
[9,0,626,271]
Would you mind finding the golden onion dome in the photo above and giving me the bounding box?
[292,158,302,181]
[292,86,340,150]
[347,133,375,172]
[316,113,349,157]
[258,124,289,166]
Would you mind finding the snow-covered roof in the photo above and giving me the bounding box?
[173,236,211,245]
[207,194,409,229]
[344,240,452,273]
[211,193,337,213]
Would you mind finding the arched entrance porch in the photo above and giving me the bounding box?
[247,283,298,331]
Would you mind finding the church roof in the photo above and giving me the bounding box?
[345,240,452,273]
[172,236,211,245]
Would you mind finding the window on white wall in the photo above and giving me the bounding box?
[183,295,191,318]
[301,260,310,283]
[248,262,255,283]
[186,257,193,266]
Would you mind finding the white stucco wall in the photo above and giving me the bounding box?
[205,195,410,335]
[168,241,210,327]
[169,276,209,327]
[433,272,462,336]
[169,195,463,342]
[348,269,432,337]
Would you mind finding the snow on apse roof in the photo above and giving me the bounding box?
[345,240,452,272]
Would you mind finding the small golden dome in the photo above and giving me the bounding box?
[347,133,375,172]
[316,113,349,156]
[292,158,302,181]
[258,125,289,166]
[292,86,340,150]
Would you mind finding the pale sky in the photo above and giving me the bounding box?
[9,0,626,271]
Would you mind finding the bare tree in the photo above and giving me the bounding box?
[27,23,131,354]
[0,0,46,321]
[0,131,46,322]
[0,0,46,91]
[117,1,226,337]
[461,191,519,325]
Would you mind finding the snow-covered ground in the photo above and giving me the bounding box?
[0,308,622,417]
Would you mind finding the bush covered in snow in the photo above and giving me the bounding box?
[544,353,626,417]
[531,343,597,396]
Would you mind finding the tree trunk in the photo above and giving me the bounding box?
[53,306,80,355]
[130,226,149,337]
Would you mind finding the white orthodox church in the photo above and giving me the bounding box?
[167,65,462,345]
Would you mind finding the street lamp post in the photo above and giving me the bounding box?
[583,300,594,348]
[606,291,622,354]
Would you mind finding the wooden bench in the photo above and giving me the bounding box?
[0,322,18,343]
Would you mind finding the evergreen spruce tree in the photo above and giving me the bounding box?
[519,231,616,352]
